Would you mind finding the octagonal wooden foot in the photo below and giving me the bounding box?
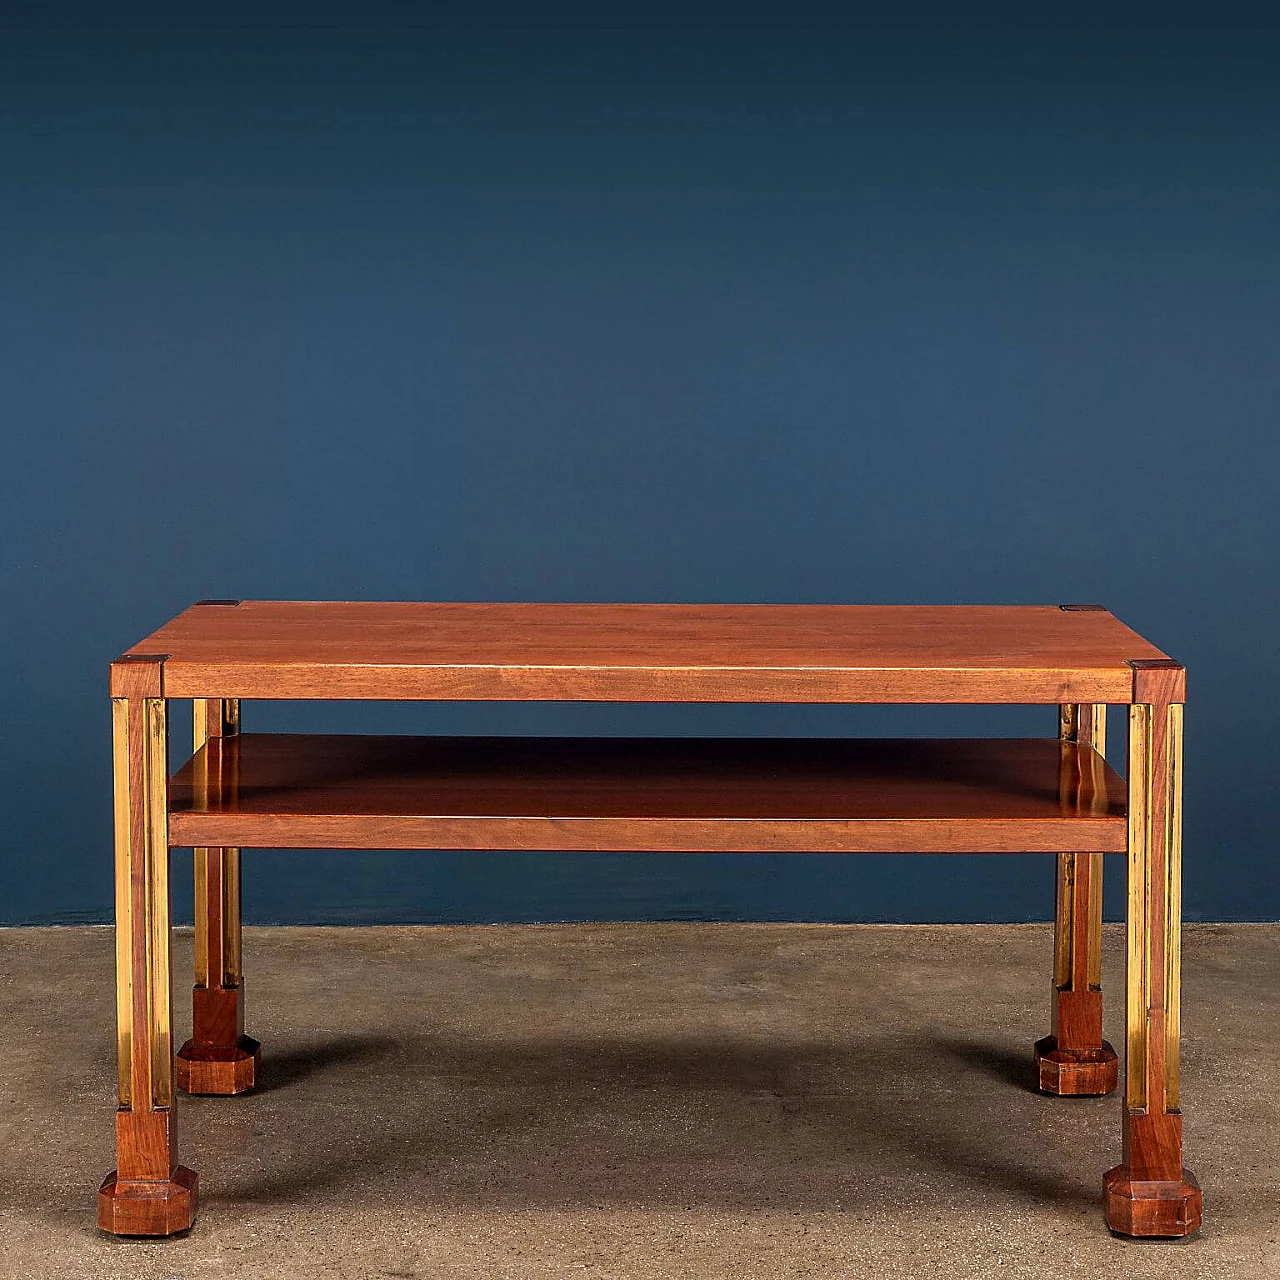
[1103,1165,1202,1237]
[177,1034,261,1095]
[98,1166,198,1236]
[1034,1035,1119,1096]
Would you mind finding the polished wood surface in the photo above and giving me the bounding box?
[98,1160,197,1237]
[122,602,1173,703]
[168,734,1126,854]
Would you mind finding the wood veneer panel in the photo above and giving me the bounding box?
[126,603,1171,703]
[169,735,1126,854]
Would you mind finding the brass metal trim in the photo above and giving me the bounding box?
[111,696,173,1111]
[111,699,132,1106]
[193,698,242,992]
[1126,703,1152,1112]
[223,848,242,985]
[1054,704,1078,991]
[1058,702,1078,741]
[1165,702,1184,1111]
[144,697,172,1109]
[1055,704,1108,993]
[1053,850,1074,990]
[193,847,210,989]
[1087,705,1106,987]
[1125,699,1186,1115]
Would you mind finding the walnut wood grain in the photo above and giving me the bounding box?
[168,735,1126,854]
[108,654,166,700]
[98,1155,197,1236]
[1129,657,1187,705]
[122,602,1173,703]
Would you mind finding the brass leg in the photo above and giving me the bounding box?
[98,694,198,1236]
[1035,704,1119,1094]
[177,698,260,1095]
[1104,687,1202,1236]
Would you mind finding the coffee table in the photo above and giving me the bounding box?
[98,602,1201,1237]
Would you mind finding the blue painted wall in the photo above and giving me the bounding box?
[3,7,1276,924]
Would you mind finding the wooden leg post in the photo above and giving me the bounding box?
[177,698,260,1095]
[99,685,198,1235]
[1104,662,1202,1236]
[1035,703,1119,1095]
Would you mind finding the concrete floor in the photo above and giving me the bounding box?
[0,923,1277,1279]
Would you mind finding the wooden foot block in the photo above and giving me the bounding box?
[177,1034,261,1095]
[1104,1165,1202,1237]
[97,1166,198,1236]
[1033,1035,1119,1096]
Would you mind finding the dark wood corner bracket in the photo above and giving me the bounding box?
[1127,657,1186,705]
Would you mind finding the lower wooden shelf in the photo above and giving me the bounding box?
[168,734,1126,854]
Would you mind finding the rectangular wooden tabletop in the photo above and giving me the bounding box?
[119,601,1173,704]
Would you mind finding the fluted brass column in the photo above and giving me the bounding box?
[177,697,260,1095]
[1104,660,1201,1236]
[1033,703,1118,1094]
[99,666,198,1235]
